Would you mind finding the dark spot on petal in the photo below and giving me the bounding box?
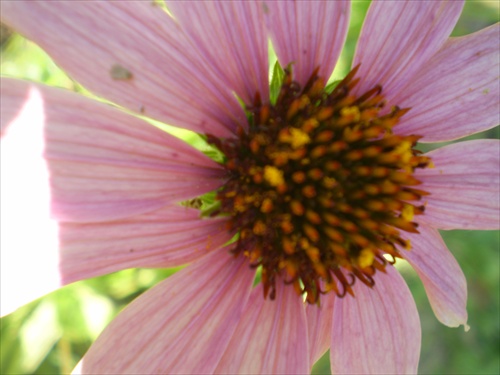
[110,64,133,80]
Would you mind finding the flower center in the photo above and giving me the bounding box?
[206,66,433,304]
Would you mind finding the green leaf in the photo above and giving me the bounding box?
[270,60,285,105]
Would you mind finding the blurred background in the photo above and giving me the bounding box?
[1,1,498,374]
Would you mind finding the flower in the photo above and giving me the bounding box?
[1,1,499,374]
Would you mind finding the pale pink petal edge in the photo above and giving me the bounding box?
[396,23,500,142]
[80,249,255,374]
[353,0,464,99]
[402,224,469,330]
[331,265,421,374]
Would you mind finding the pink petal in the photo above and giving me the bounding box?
[1,78,225,223]
[331,265,421,374]
[401,224,468,329]
[306,289,335,365]
[1,85,62,316]
[264,1,350,87]
[353,0,464,99]
[416,140,500,230]
[215,285,310,374]
[168,1,269,105]
[60,206,232,284]
[80,249,255,374]
[1,1,245,137]
[396,24,500,142]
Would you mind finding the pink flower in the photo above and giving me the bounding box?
[1,1,499,374]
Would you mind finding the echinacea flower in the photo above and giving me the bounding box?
[1,1,499,374]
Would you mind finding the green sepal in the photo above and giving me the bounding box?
[270,60,285,105]
[324,79,341,94]
[200,200,222,218]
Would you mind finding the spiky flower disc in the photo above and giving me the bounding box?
[208,66,433,304]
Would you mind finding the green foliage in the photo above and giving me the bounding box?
[1,34,74,88]
[270,60,285,105]
[1,269,179,374]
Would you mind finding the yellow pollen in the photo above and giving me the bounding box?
[289,127,311,149]
[358,249,376,268]
[263,165,285,187]
[401,204,415,221]
[394,140,413,159]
